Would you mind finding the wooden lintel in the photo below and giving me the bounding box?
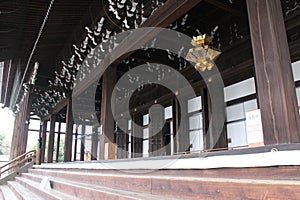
[73,0,202,98]
[42,114,51,122]
[42,98,69,121]
[52,98,69,114]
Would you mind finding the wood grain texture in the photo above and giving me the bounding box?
[247,0,300,144]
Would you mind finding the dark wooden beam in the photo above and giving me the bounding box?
[42,114,51,122]
[52,98,68,114]
[204,0,244,18]
[42,98,69,121]
[247,0,300,144]
[284,8,300,30]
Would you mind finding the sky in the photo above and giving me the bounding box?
[0,104,15,157]
[0,105,41,156]
[0,105,14,138]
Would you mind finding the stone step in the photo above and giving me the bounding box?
[32,165,300,180]
[22,173,180,200]
[28,168,300,199]
[0,185,18,200]
[14,176,79,200]
[7,181,43,200]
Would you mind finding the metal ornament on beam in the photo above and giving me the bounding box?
[186,32,221,72]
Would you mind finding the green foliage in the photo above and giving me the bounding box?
[0,134,9,155]
[53,136,65,162]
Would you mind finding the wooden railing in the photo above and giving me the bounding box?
[0,150,36,184]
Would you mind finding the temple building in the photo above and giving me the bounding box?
[0,0,300,199]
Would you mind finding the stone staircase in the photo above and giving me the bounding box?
[1,164,300,200]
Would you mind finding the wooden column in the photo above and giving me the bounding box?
[116,118,128,159]
[247,0,300,144]
[202,86,227,150]
[173,98,189,153]
[47,115,56,163]
[132,113,143,158]
[73,125,78,161]
[80,124,86,161]
[172,99,179,154]
[10,111,21,159]
[55,122,61,162]
[99,66,116,160]
[40,120,47,163]
[10,87,33,159]
[149,105,164,156]
[20,93,33,156]
[64,98,74,162]
[36,121,43,165]
[91,126,98,160]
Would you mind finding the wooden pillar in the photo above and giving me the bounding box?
[99,66,116,159]
[132,113,143,158]
[80,124,86,161]
[23,93,32,157]
[173,98,189,153]
[172,99,179,154]
[116,118,128,159]
[149,105,164,156]
[91,126,98,160]
[73,125,78,161]
[9,115,17,159]
[202,86,227,150]
[247,0,300,144]
[40,120,47,163]
[47,115,56,163]
[36,121,43,165]
[64,98,74,162]
[20,93,33,156]
[55,122,61,162]
[10,87,33,159]
[10,111,21,159]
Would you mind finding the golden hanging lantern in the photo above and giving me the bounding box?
[186,33,221,72]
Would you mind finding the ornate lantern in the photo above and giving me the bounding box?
[186,33,221,72]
